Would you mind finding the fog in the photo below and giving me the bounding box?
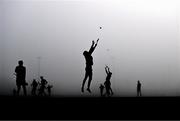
[1,0,180,96]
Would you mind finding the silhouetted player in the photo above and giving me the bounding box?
[38,76,48,96]
[47,85,53,96]
[31,79,38,96]
[137,80,142,97]
[82,38,99,93]
[15,60,27,96]
[104,66,113,97]
[13,89,17,96]
[99,84,105,97]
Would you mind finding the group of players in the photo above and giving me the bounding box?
[82,38,114,97]
[82,38,142,97]
[14,60,53,96]
[14,38,141,97]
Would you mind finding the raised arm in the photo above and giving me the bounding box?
[88,40,95,54]
[93,38,99,49]
[89,38,99,54]
[105,66,108,74]
[107,67,110,73]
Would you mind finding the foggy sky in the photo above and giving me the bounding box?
[1,0,180,96]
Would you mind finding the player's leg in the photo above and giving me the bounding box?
[82,70,88,92]
[87,71,92,93]
[17,85,21,96]
[22,85,27,96]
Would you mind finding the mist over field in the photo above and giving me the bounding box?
[1,0,180,96]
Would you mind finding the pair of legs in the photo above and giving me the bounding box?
[105,87,113,97]
[100,90,104,96]
[31,88,37,96]
[17,85,27,96]
[109,88,113,96]
[105,87,110,97]
[137,90,142,97]
[82,69,92,93]
[38,86,46,96]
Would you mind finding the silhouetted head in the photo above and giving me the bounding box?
[83,51,89,56]
[18,60,23,66]
[40,76,44,79]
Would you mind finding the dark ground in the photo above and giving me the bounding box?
[0,96,179,120]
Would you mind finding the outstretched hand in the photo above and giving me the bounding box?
[105,65,108,69]
[96,38,99,43]
[92,40,95,44]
